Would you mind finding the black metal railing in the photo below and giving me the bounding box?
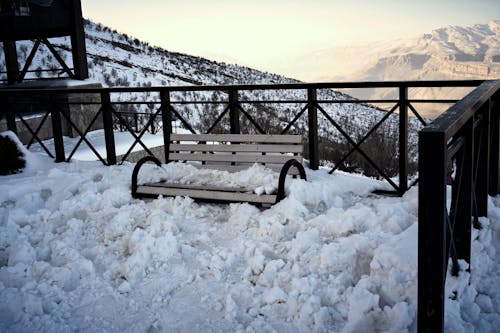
[418,80,500,332]
[113,111,163,134]
[0,67,73,82]
[0,80,485,196]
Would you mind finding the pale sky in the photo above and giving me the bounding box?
[82,0,499,74]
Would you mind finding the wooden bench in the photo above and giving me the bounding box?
[131,134,307,205]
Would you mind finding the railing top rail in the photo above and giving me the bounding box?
[0,80,486,95]
[421,80,500,140]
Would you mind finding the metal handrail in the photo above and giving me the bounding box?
[418,80,500,332]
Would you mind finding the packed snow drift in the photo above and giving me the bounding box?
[0,132,499,332]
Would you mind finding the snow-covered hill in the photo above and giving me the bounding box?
[0,20,422,176]
[297,20,500,118]
[0,20,392,134]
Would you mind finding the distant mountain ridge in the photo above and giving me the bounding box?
[299,20,500,82]
[296,20,500,118]
[355,20,500,81]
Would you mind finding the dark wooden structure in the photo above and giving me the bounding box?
[131,134,306,205]
[0,0,88,83]
[418,80,500,332]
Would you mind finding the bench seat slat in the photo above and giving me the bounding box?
[143,182,256,193]
[136,185,277,204]
[170,133,302,144]
[169,152,301,164]
[169,143,303,154]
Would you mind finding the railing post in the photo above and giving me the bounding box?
[50,95,65,162]
[3,41,20,84]
[161,90,172,163]
[308,88,319,170]
[228,89,240,134]
[489,94,500,195]
[150,114,155,134]
[134,112,139,133]
[454,120,474,262]
[4,95,17,134]
[418,130,447,333]
[101,92,116,165]
[399,86,409,195]
[475,105,490,217]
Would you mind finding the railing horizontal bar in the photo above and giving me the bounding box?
[239,100,308,104]
[2,99,462,106]
[408,99,459,103]
[422,80,500,140]
[100,101,162,105]
[0,80,486,95]
[115,111,160,115]
[240,99,400,104]
[447,136,466,160]
[0,68,73,74]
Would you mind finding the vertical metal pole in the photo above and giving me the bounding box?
[50,95,65,162]
[489,94,500,195]
[70,0,89,79]
[454,120,473,262]
[308,88,319,170]
[3,94,17,134]
[161,90,172,163]
[399,86,409,195]
[6,111,17,133]
[475,105,490,217]
[418,130,447,333]
[228,90,240,134]
[101,92,116,165]
[3,41,19,84]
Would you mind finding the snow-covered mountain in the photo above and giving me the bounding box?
[297,20,500,118]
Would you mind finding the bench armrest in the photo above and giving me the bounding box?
[276,159,307,202]
[131,156,162,198]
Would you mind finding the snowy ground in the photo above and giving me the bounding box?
[1,133,499,332]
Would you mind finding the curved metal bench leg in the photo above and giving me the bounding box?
[131,156,162,198]
[276,159,307,203]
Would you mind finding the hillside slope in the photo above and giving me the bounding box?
[0,20,422,175]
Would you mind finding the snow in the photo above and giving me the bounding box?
[29,129,167,161]
[1,78,101,89]
[1,132,499,332]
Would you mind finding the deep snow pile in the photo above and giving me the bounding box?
[0,146,499,332]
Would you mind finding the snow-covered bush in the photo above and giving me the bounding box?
[0,132,26,175]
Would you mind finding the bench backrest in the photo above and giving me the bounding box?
[168,134,303,173]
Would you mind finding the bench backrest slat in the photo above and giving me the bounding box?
[170,133,302,144]
[169,152,301,164]
[170,143,303,154]
[190,164,302,175]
